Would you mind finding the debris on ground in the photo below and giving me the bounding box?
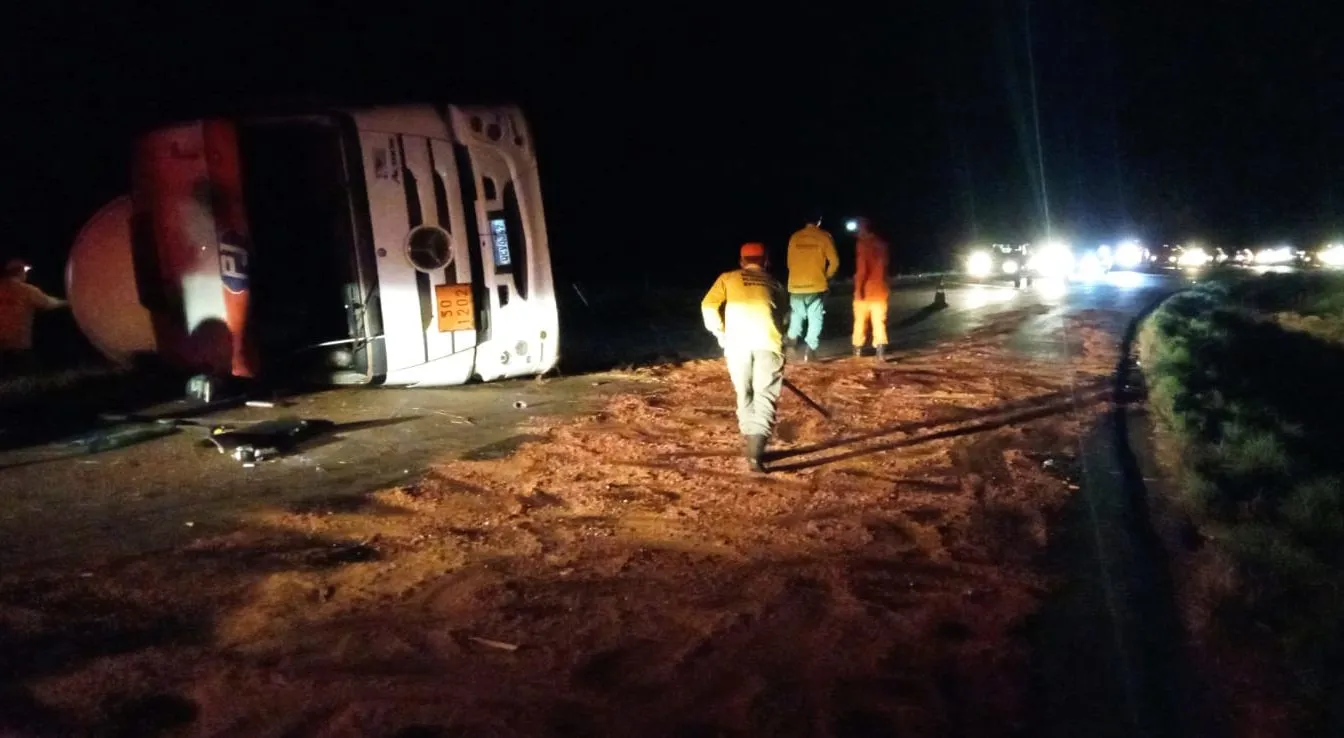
[205,417,333,465]
[63,422,180,453]
[0,308,1125,737]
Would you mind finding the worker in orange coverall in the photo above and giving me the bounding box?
[0,258,67,376]
[701,242,790,473]
[850,218,890,359]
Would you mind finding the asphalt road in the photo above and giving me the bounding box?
[0,273,1184,569]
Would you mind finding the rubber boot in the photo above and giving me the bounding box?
[801,346,815,363]
[745,434,767,472]
[874,344,887,361]
[853,346,864,358]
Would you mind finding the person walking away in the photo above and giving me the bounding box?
[851,218,890,359]
[0,258,68,377]
[701,242,789,473]
[785,218,839,362]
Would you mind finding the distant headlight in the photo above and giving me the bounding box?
[967,251,993,278]
[1002,259,1019,275]
[1029,242,1075,278]
[1256,247,1294,265]
[1115,242,1144,269]
[1320,245,1344,268]
[1177,248,1211,268]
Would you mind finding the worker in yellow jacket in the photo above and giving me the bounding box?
[0,258,67,376]
[785,219,839,361]
[850,217,891,359]
[701,242,789,472]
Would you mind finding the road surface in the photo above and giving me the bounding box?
[0,273,1181,570]
[0,271,1199,737]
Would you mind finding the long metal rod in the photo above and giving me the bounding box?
[782,377,832,420]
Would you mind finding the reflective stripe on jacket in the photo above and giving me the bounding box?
[786,224,839,294]
[701,267,789,353]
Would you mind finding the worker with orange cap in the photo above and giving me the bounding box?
[850,217,891,359]
[701,242,790,472]
[0,258,68,376]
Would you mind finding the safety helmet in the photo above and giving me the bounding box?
[739,242,766,261]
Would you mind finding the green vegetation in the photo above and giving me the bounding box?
[1139,271,1344,734]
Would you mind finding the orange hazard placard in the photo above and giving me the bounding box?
[435,283,475,332]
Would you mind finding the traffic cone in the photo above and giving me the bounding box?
[932,277,948,308]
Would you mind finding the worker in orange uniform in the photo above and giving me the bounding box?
[702,242,790,473]
[785,218,839,362]
[0,258,68,376]
[850,218,890,359]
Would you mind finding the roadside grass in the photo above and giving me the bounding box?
[1139,271,1344,734]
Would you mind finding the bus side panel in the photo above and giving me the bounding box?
[358,131,426,373]
[400,137,452,365]
[392,136,475,387]
[430,138,480,357]
[332,116,387,381]
[497,111,559,375]
[202,120,259,378]
[448,106,559,382]
[131,123,233,375]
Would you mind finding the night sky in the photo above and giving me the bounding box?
[2,1,1340,290]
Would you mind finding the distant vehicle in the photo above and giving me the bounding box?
[1252,245,1297,268]
[66,104,559,397]
[1173,244,1214,270]
[1318,244,1344,269]
[1146,244,1180,271]
[963,243,1033,287]
[1110,240,1147,271]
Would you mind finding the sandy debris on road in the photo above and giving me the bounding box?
[2,307,1124,737]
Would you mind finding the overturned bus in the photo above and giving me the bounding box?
[66,104,559,393]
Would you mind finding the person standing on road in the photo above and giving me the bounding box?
[785,218,839,362]
[701,242,790,473]
[850,217,890,360]
[0,258,67,376]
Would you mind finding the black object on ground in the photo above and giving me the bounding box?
[206,417,333,465]
[781,378,832,420]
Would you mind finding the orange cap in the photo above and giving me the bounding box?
[740,242,766,260]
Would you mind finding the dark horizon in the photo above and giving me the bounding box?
[3,1,1340,289]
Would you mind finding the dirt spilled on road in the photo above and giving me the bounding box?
[1,308,1125,737]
